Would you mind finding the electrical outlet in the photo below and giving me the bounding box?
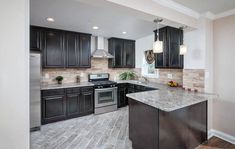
[45,73,49,79]
[167,74,173,79]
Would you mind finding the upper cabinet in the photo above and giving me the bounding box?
[155,26,184,69]
[30,26,41,50]
[30,26,91,68]
[43,28,65,68]
[79,34,91,68]
[108,38,135,68]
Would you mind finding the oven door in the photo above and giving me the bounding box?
[95,87,117,108]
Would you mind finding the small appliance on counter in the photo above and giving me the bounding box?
[88,73,117,114]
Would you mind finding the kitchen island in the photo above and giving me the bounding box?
[126,85,216,149]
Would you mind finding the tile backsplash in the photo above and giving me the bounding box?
[41,59,141,85]
[41,59,205,92]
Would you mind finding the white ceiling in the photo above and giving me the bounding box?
[172,0,235,14]
[30,0,184,40]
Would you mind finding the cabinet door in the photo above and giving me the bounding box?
[113,39,124,68]
[168,28,182,68]
[42,95,66,124]
[118,87,127,108]
[79,34,91,68]
[65,32,79,67]
[123,40,135,68]
[80,89,94,114]
[30,27,41,50]
[66,93,80,118]
[42,29,65,68]
[155,28,167,68]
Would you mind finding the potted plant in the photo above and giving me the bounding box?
[119,71,137,80]
[76,75,80,83]
[55,76,63,84]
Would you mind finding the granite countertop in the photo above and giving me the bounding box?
[119,80,217,112]
[41,82,94,90]
[41,80,218,112]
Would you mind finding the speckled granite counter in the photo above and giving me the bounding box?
[41,82,94,90]
[118,80,217,112]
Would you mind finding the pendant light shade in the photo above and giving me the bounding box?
[153,19,163,53]
[180,26,187,55]
[153,39,163,53]
[180,44,187,55]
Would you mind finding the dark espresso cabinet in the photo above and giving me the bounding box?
[30,26,91,68]
[129,99,207,149]
[80,87,94,114]
[108,38,135,68]
[79,34,91,68]
[41,89,66,124]
[117,83,156,108]
[30,26,41,50]
[117,84,127,108]
[43,29,65,68]
[65,32,79,68]
[155,26,184,69]
[42,86,94,124]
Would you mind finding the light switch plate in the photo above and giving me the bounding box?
[167,74,173,79]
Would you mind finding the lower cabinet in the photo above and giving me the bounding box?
[117,84,127,108]
[66,93,80,118]
[80,89,94,115]
[42,86,94,124]
[117,83,157,108]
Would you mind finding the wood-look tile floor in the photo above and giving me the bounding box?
[31,106,235,149]
[31,107,132,149]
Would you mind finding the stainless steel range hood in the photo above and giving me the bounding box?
[91,36,114,58]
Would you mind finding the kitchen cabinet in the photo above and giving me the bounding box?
[41,86,94,124]
[66,88,80,118]
[117,83,156,108]
[41,89,66,124]
[42,28,65,68]
[80,87,94,115]
[30,26,91,68]
[117,84,127,108]
[154,26,184,69]
[79,34,91,68]
[129,99,207,149]
[65,32,79,68]
[108,38,135,68]
[30,26,41,50]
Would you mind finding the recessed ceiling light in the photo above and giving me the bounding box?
[92,26,99,30]
[122,31,127,34]
[46,17,55,22]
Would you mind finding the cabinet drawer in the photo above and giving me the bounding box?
[81,87,93,93]
[42,89,65,97]
[66,88,80,94]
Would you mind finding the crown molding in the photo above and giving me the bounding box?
[152,0,200,19]
[215,8,235,19]
[204,12,216,20]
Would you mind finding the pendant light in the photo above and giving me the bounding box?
[153,19,163,53]
[180,26,187,55]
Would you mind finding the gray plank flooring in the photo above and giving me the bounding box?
[31,107,132,149]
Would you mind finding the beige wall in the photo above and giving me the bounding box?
[213,14,235,137]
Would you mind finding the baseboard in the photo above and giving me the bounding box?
[208,129,235,144]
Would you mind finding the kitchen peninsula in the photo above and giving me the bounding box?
[126,81,216,149]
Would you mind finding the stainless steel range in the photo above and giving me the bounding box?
[88,73,117,114]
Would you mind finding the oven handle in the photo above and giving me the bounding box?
[95,87,117,92]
